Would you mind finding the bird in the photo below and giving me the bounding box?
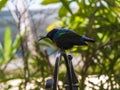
[39,28,95,50]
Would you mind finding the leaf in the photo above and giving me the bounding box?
[41,0,60,5]
[81,46,88,51]
[46,21,62,32]
[4,27,12,60]
[59,6,68,18]
[97,33,103,39]
[12,34,21,55]
[39,42,50,47]
[0,0,8,10]
[60,0,73,15]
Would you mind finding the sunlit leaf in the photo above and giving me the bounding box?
[41,0,60,5]
[46,21,62,32]
[101,0,108,7]
[59,6,68,18]
[81,46,88,51]
[97,33,103,39]
[12,35,21,54]
[102,34,109,42]
[71,46,77,51]
[0,0,8,10]
[39,42,50,47]
[4,28,12,61]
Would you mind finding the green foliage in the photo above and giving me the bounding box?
[4,27,12,61]
[59,5,68,18]
[0,28,21,65]
[0,28,21,81]
[0,0,8,10]
[0,0,120,89]
[41,0,60,5]
[41,0,120,89]
[0,28,51,90]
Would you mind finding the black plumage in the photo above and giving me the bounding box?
[39,28,95,50]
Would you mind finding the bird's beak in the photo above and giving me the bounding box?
[38,37,47,41]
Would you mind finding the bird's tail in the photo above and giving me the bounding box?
[81,36,95,42]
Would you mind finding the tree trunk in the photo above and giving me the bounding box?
[7,0,41,89]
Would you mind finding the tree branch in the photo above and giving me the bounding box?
[96,39,120,50]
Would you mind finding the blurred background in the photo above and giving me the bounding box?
[0,0,120,90]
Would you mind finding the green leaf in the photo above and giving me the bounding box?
[12,35,21,55]
[59,6,68,18]
[97,33,103,39]
[60,0,73,15]
[4,27,12,60]
[0,0,8,10]
[107,11,116,23]
[39,42,50,47]
[41,0,60,5]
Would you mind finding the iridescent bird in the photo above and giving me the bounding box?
[39,28,95,50]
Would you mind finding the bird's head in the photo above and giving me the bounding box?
[46,28,58,39]
[39,28,58,41]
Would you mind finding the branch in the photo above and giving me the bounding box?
[60,0,73,15]
[44,50,53,71]
[7,1,19,25]
[96,39,120,50]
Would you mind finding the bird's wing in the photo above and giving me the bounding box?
[52,30,73,41]
[56,32,86,45]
